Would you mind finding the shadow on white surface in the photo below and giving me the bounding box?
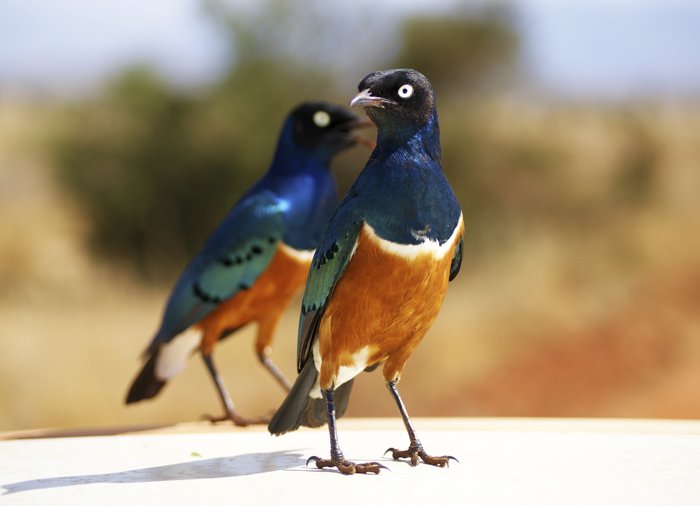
[1,450,305,496]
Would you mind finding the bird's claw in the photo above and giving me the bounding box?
[306,455,321,467]
[305,455,386,475]
[384,446,457,468]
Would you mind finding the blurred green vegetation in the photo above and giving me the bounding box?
[55,0,659,281]
[392,6,519,91]
[52,1,354,279]
[55,68,233,277]
[613,113,658,206]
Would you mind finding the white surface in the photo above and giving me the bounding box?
[1,418,699,506]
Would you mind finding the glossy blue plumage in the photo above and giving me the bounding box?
[296,108,461,369]
[149,111,340,350]
[269,69,464,443]
[127,102,365,421]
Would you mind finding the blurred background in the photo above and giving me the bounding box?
[1,0,699,432]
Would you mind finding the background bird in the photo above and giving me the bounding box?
[269,69,463,474]
[125,102,367,425]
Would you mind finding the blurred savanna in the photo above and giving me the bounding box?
[1,0,699,431]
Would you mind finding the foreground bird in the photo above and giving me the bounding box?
[268,69,463,474]
[126,102,367,425]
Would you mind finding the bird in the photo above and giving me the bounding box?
[125,101,369,426]
[268,69,464,474]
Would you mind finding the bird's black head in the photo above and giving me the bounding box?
[350,69,436,129]
[289,101,367,155]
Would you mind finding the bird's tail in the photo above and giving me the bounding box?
[125,350,167,404]
[268,360,354,435]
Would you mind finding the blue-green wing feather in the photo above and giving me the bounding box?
[296,197,363,372]
[151,191,286,349]
[449,235,463,282]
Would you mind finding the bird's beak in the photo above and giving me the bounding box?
[347,117,373,130]
[341,117,375,150]
[330,116,375,150]
[349,88,387,109]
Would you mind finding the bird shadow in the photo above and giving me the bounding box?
[1,450,305,495]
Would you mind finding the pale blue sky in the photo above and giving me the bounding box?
[1,0,699,99]
[0,0,225,94]
[519,0,700,98]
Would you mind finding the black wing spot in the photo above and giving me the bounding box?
[221,258,233,267]
[267,236,276,244]
[316,241,340,265]
[251,244,263,255]
[193,282,222,304]
[239,282,250,290]
[245,253,253,261]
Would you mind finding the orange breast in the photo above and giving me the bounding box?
[317,220,463,389]
[196,244,312,352]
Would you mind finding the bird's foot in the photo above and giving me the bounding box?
[201,411,270,427]
[306,455,387,475]
[385,444,458,468]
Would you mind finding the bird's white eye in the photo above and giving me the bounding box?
[313,110,331,128]
[398,84,414,99]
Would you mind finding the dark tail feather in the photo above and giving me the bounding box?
[125,351,167,404]
[268,360,355,435]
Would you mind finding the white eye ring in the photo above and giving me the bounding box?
[313,110,331,128]
[398,84,414,99]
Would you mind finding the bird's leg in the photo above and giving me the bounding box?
[259,355,292,392]
[307,388,386,475]
[385,380,457,467]
[200,352,269,426]
[256,316,292,392]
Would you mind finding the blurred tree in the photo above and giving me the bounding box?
[391,5,519,93]
[52,0,354,281]
[54,66,244,279]
[438,102,567,253]
[51,0,523,281]
[613,112,658,206]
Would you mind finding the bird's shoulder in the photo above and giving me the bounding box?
[201,189,287,252]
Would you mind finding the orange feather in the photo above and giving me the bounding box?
[197,244,311,355]
[317,221,464,390]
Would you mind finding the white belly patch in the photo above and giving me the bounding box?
[308,341,373,399]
